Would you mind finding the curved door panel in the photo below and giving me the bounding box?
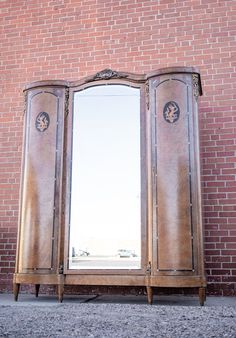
[18,88,65,273]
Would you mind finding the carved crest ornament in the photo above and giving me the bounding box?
[192,73,200,100]
[163,101,180,123]
[35,112,50,132]
[93,69,128,81]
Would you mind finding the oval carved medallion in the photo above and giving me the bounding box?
[163,101,180,124]
[35,112,50,132]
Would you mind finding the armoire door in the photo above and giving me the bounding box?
[14,82,67,301]
[64,79,148,281]
[148,69,205,290]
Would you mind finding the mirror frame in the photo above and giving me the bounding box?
[63,70,149,275]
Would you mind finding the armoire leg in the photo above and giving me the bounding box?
[199,287,206,306]
[58,283,64,303]
[13,283,20,301]
[35,284,40,297]
[146,286,153,305]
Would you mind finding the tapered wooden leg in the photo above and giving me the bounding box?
[199,287,206,306]
[13,283,20,301]
[146,286,153,305]
[58,283,64,303]
[35,284,40,297]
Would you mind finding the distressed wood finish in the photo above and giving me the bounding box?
[148,69,206,304]
[14,67,206,305]
[19,91,58,271]
[154,76,193,272]
[14,84,67,301]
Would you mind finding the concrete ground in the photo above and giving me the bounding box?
[0,293,235,337]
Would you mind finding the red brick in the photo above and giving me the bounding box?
[221,250,236,256]
[222,276,236,283]
[222,263,236,269]
[205,263,221,269]
[211,269,231,275]
[225,243,236,249]
[212,256,231,263]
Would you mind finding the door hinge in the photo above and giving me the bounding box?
[146,261,151,275]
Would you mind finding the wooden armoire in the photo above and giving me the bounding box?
[14,67,206,305]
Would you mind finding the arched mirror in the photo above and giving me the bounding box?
[69,84,143,270]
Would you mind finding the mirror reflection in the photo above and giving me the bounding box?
[69,85,141,269]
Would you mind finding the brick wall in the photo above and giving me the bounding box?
[0,0,235,295]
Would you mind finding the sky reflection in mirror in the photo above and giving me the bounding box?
[69,85,141,269]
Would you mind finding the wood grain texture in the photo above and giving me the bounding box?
[155,77,193,271]
[17,87,65,273]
